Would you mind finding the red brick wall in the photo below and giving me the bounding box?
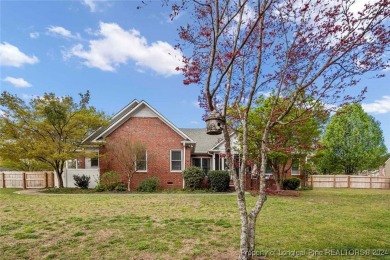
[79,157,86,169]
[99,117,190,190]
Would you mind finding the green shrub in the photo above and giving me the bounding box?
[283,177,301,190]
[114,182,127,192]
[95,185,105,192]
[182,166,205,190]
[137,178,159,192]
[208,171,230,192]
[73,174,90,189]
[100,171,121,191]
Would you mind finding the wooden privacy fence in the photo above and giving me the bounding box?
[310,175,390,189]
[0,171,55,189]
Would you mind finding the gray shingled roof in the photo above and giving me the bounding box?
[180,128,224,154]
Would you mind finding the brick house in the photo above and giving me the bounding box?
[75,100,230,190]
[64,99,302,190]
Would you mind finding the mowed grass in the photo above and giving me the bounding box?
[0,189,389,260]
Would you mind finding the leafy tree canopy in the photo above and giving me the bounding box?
[0,158,52,171]
[243,96,328,189]
[0,91,107,187]
[317,103,387,174]
[246,96,328,159]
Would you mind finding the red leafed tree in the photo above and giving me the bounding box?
[171,0,389,258]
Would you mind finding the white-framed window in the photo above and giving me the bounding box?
[291,159,300,175]
[85,149,99,169]
[171,150,182,172]
[91,156,99,168]
[86,152,99,168]
[192,157,211,175]
[136,150,147,172]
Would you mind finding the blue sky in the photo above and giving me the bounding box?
[0,0,389,150]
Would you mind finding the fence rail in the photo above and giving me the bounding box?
[0,171,55,189]
[310,175,390,189]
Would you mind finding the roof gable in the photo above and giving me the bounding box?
[83,99,140,143]
[210,132,238,153]
[84,100,194,143]
[180,128,222,154]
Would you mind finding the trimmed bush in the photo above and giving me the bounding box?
[137,178,159,192]
[182,166,205,190]
[208,171,230,192]
[283,177,301,190]
[100,171,122,191]
[73,174,90,189]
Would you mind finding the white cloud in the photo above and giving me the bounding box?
[82,0,106,12]
[350,0,377,15]
[3,77,32,88]
[0,42,39,67]
[362,96,390,114]
[48,26,71,37]
[273,0,379,48]
[64,22,183,76]
[30,32,40,39]
[47,26,80,40]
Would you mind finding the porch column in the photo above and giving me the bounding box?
[211,153,215,170]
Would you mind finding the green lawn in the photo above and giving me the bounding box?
[0,189,389,259]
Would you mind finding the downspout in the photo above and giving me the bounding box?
[97,149,100,187]
[183,143,186,189]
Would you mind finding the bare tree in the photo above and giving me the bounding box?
[104,135,146,191]
[171,0,389,258]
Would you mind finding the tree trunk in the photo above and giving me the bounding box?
[243,129,270,259]
[236,135,270,259]
[273,170,282,190]
[223,126,251,260]
[55,169,64,188]
[237,191,249,260]
[247,214,256,255]
[127,174,131,192]
[275,179,282,191]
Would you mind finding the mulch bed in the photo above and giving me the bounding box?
[266,189,301,196]
[249,189,301,197]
